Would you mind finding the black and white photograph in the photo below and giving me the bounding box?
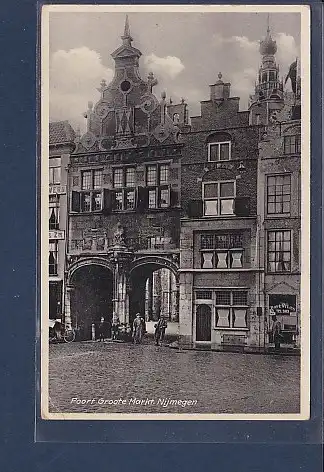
[41,4,310,419]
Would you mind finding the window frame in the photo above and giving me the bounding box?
[49,195,60,230]
[49,240,58,276]
[208,140,232,162]
[79,169,103,213]
[283,134,301,155]
[145,163,171,210]
[267,230,292,273]
[202,180,236,217]
[111,166,137,212]
[200,232,244,269]
[266,173,291,216]
[214,290,248,330]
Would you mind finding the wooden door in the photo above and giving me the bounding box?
[196,304,212,341]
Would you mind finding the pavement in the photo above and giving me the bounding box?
[48,339,300,415]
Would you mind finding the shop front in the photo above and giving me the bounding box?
[268,293,298,345]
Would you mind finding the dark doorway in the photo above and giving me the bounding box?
[49,281,62,319]
[70,265,113,340]
[196,304,212,341]
[129,264,178,324]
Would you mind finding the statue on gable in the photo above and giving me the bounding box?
[114,222,126,247]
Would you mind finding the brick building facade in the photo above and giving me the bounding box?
[53,18,302,351]
[49,121,75,320]
[63,17,182,339]
[178,26,301,351]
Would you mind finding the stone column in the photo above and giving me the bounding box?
[110,248,133,325]
[171,278,179,322]
[153,270,162,321]
[114,267,129,324]
[146,274,153,321]
[179,272,193,346]
[64,285,73,330]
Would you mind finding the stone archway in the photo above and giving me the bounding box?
[66,259,114,340]
[129,256,179,324]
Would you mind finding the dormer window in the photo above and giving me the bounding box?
[173,113,180,124]
[208,141,231,162]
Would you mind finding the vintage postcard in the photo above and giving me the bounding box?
[41,4,310,420]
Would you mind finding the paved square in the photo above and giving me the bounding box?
[48,340,300,414]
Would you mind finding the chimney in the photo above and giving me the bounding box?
[210,72,231,101]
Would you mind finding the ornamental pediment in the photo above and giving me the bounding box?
[111,45,142,59]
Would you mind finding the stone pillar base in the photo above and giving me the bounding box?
[177,334,193,349]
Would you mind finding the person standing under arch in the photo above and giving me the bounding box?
[132,313,144,344]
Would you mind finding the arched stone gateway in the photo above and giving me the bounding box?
[129,255,179,324]
[130,255,179,277]
[67,256,115,284]
[65,257,114,340]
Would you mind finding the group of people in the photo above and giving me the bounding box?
[97,313,168,346]
[132,313,168,346]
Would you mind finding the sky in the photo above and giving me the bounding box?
[48,10,301,132]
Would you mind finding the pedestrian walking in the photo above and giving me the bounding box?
[132,313,144,344]
[98,316,106,342]
[271,315,282,351]
[154,315,168,346]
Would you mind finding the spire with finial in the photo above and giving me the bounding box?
[121,14,133,46]
[259,14,277,56]
[216,72,223,84]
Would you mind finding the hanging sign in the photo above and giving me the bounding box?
[49,185,66,195]
[49,230,65,240]
[269,294,296,315]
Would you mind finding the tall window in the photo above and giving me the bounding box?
[284,135,301,154]
[49,157,61,185]
[49,195,59,230]
[208,141,231,162]
[215,290,248,329]
[112,167,136,211]
[146,164,170,209]
[203,181,235,216]
[267,174,291,215]
[80,169,103,212]
[267,230,291,272]
[49,240,58,275]
[200,233,243,269]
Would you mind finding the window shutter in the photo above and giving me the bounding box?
[71,191,81,212]
[137,187,148,212]
[103,188,112,215]
[187,199,203,218]
[234,197,250,217]
[170,189,179,208]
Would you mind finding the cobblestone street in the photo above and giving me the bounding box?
[48,340,300,415]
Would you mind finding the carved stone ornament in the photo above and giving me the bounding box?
[80,131,96,150]
[153,123,171,143]
[94,101,110,119]
[112,136,135,150]
[139,94,159,114]
[113,222,126,246]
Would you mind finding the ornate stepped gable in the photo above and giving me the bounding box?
[75,15,181,154]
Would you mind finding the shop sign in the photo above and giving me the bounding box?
[269,294,296,315]
[49,230,65,240]
[49,184,66,195]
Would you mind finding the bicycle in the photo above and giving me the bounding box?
[49,321,76,343]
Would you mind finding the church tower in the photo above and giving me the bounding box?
[249,20,284,125]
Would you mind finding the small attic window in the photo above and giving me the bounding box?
[207,133,232,162]
[173,113,180,124]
